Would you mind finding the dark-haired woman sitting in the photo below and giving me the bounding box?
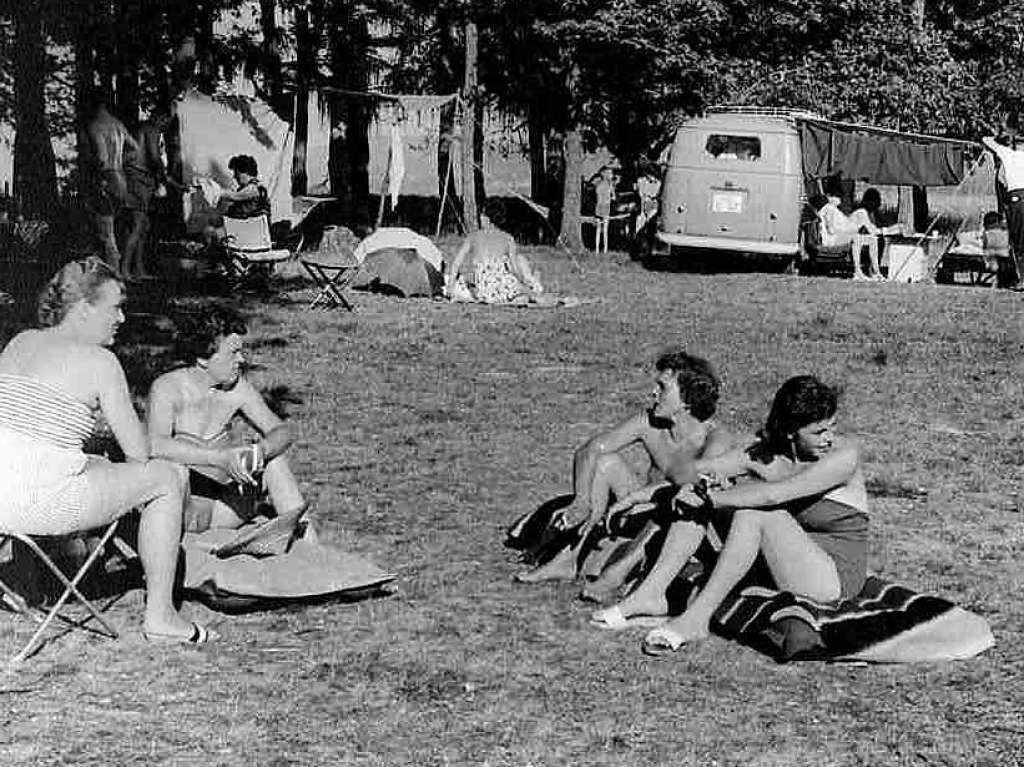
[0,257,211,644]
[592,376,869,655]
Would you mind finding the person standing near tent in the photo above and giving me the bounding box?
[147,303,309,552]
[122,113,171,281]
[982,134,1024,288]
[82,99,138,272]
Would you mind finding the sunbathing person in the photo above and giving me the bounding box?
[515,349,730,584]
[0,257,209,644]
[147,304,308,553]
[591,375,868,655]
[444,214,546,304]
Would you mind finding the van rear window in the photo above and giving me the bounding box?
[705,135,761,161]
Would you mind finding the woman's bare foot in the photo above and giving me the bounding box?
[515,547,578,582]
[655,612,712,645]
[142,609,202,641]
[605,589,669,620]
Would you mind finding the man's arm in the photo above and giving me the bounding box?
[562,412,646,526]
[235,378,293,461]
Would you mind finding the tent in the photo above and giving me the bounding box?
[797,118,977,187]
[176,89,330,232]
[352,226,445,270]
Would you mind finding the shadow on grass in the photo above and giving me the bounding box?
[185,583,396,615]
[638,248,798,275]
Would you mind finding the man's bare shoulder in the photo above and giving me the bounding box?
[148,367,191,400]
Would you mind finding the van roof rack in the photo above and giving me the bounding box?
[705,105,824,120]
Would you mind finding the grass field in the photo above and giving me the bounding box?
[1,246,1023,766]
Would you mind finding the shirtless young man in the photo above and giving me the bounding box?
[147,304,308,542]
[515,349,731,586]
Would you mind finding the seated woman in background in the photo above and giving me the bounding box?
[593,375,869,656]
[199,154,271,246]
[444,214,546,305]
[0,257,211,644]
[147,303,309,555]
[811,193,883,281]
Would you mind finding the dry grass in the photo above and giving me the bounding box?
[2,248,1023,766]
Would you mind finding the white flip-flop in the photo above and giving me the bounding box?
[590,605,669,631]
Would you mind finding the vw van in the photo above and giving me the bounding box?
[653,108,813,264]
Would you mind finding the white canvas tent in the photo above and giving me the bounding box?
[177,88,331,231]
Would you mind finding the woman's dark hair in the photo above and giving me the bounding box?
[173,303,248,363]
[228,154,258,177]
[37,256,123,328]
[860,188,881,211]
[759,375,838,454]
[654,348,720,422]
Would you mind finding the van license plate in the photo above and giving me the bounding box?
[711,190,745,213]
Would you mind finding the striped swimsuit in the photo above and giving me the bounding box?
[0,374,95,535]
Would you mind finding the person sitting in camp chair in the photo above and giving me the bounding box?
[147,304,309,556]
[444,214,547,305]
[811,193,883,281]
[514,349,731,589]
[198,154,272,248]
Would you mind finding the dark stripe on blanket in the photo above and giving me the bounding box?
[713,576,957,661]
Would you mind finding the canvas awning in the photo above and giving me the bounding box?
[798,119,979,187]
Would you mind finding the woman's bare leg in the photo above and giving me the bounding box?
[655,509,840,644]
[82,458,196,637]
[516,454,639,582]
[601,520,705,616]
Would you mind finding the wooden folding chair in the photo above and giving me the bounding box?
[300,249,360,311]
[221,216,292,287]
[0,519,124,665]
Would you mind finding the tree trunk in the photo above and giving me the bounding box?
[558,127,585,252]
[291,6,314,196]
[461,18,478,232]
[13,6,59,219]
[259,0,288,117]
[528,105,547,205]
[909,0,925,29]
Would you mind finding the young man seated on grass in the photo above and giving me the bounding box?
[147,304,309,555]
[515,349,731,592]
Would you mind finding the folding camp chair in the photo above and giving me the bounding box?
[221,216,293,287]
[0,519,123,665]
[300,249,360,310]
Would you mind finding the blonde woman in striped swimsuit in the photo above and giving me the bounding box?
[0,257,212,644]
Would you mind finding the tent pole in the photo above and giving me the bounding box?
[436,150,454,237]
[375,142,392,231]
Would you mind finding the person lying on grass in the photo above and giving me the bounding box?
[147,303,309,555]
[0,257,211,644]
[590,375,869,654]
[516,348,731,588]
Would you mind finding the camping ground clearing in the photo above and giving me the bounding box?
[1,249,1023,766]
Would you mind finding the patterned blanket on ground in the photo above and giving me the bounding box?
[710,575,995,663]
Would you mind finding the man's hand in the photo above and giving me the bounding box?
[219,446,257,486]
[552,500,592,531]
[673,485,706,511]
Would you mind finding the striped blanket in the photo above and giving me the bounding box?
[709,575,994,663]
